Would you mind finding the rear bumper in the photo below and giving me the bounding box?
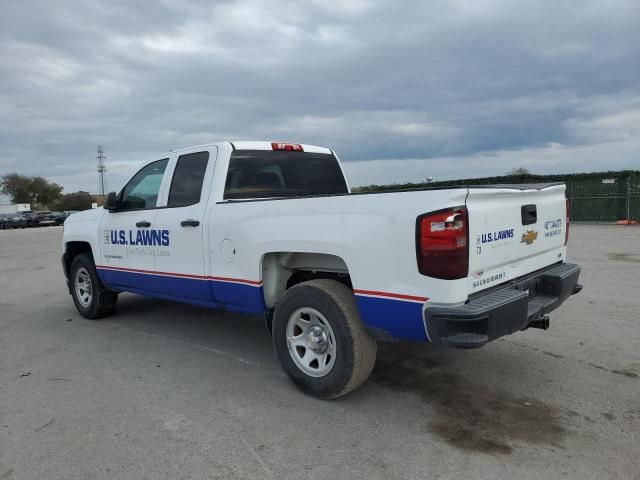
[424,263,582,349]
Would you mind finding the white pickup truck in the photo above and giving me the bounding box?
[62,141,582,398]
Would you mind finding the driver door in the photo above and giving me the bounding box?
[98,158,169,293]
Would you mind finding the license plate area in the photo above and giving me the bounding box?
[512,276,543,299]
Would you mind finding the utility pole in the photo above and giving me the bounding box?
[97,145,107,196]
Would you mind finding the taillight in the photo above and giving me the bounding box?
[416,206,469,280]
[565,198,571,245]
[271,142,304,151]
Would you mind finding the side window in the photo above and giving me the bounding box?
[120,159,169,210]
[167,151,209,207]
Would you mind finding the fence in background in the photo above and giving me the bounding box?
[355,170,640,222]
[567,174,639,222]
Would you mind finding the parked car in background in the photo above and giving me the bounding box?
[19,211,37,227]
[51,211,66,225]
[1,211,73,229]
[54,211,80,225]
[0,213,12,229]
[5,213,29,229]
[31,211,57,227]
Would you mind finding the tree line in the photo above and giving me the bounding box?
[0,173,94,211]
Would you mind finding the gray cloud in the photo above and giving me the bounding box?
[0,0,639,192]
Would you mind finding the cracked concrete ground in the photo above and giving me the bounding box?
[0,225,638,479]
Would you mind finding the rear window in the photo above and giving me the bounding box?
[223,150,348,200]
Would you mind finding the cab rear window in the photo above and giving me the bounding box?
[223,150,348,200]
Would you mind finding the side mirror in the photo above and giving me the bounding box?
[104,192,119,211]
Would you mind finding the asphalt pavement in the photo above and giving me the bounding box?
[0,225,638,479]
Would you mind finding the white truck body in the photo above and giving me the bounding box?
[62,141,581,395]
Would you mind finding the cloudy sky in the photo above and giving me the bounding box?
[1,0,639,194]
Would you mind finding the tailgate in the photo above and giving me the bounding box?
[466,183,567,295]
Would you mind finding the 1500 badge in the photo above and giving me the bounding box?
[104,229,170,246]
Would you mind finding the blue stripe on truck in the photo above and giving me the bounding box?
[96,266,429,341]
[96,267,266,316]
[354,294,428,341]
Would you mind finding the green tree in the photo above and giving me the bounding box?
[0,173,63,207]
[0,173,32,203]
[507,167,531,176]
[51,191,93,211]
[30,176,64,206]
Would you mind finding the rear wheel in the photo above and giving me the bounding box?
[70,253,118,319]
[272,279,377,399]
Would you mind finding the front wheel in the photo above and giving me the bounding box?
[272,279,377,399]
[69,253,118,319]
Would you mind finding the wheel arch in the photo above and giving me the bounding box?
[63,241,95,279]
[261,251,352,311]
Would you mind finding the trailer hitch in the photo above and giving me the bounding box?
[529,315,550,330]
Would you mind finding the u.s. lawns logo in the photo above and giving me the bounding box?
[103,229,170,246]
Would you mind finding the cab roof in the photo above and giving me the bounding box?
[231,141,332,154]
[170,141,332,155]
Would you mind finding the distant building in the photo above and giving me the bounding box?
[0,193,30,212]
[92,194,106,207]
[0,202,31,214]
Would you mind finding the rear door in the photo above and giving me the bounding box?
[99,158,169,293]
[153,148,217,303]
[466,184,568,295]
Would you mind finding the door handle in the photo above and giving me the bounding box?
[521,204,537,226]
[136,221,151,228]
[180,219,200,227]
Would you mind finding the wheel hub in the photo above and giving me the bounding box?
[305,325,329,353]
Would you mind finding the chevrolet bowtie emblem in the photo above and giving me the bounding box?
[521,229,538,245]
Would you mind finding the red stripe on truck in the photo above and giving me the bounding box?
[95,265,262,286]
[354,289,428,303]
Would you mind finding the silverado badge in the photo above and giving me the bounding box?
[521,229,538,245]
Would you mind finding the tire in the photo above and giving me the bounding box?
[69,253,118,319]
[272,279,377,399]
